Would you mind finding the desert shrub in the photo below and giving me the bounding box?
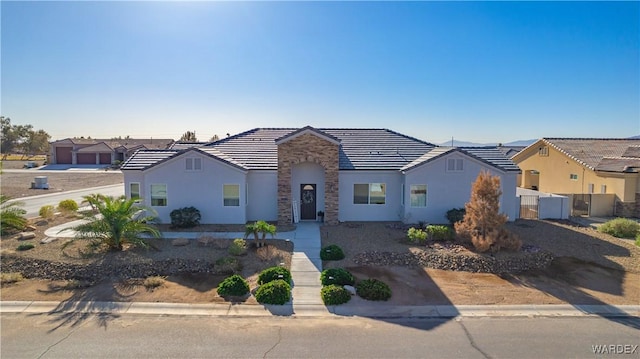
[228,238,247,256]
[217,274,250,297]
[426,225,454,241]
[170,206,201,228]
[407,227,427,244]
[39,205,55,219]
[143,276,165,290]
[636,233,640,247]
[58,199,79,214]
[0,272,24,285]
[321,284,352,305]
[446,208,466,225]
[598,218,640,239]
[320,244,345,261]
[16,243,35,251]
[320,268,355,286]
[356,278,392,301]
[454,171,522,252]
[215,256,242,274]
[257,266,292,285]
[1,195,27,234]
[255,279,291,305]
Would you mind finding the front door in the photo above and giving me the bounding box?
[300,184,316,220]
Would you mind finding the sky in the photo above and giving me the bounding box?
[1,1,639,144]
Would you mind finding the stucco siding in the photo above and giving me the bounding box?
[139,152,247,224]
[338,171,403,221]
[403,153,518,223]
[247,171,278,221]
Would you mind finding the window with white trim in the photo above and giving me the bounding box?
[447,158,463,172]
[129,182,140,200]
[538,146,549,156]
[186,157,202,171]
[410,185,427,207]
[223,184,240,206]
[601,185,607,194]
[588,183,594,194]
[353,183,386,205]
[570,174,578,181]
[150,184,167,206]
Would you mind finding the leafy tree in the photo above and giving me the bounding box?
[179,131,198,142]
[71,195,160,251]
[454,171,521,252]
[0,195,27,235]
[209,134,220,142]
[1,117,51,158]
[21,129,51,157]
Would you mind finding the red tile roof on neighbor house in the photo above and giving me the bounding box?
[541,138,640,172]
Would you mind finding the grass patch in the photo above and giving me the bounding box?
[0,272,24,285]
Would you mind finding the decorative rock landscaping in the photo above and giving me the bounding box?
[353,243,554,274]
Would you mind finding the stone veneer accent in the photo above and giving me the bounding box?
[277,133,340,225]
[615,198,638,218]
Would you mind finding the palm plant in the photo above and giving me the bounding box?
[71,195,160,251]
[1,195,27,235]
[245,220,276,248]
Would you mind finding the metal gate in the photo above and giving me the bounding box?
[572,194,590,216]
[519,195,539,219]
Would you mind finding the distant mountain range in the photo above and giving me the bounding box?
[437,139,536,147]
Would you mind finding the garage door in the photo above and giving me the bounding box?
[99,153,112,164]
[55,147,73,164]
[77,153,97,164]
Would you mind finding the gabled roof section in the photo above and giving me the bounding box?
[531,138,640,172]
[274,126,341,145]
[622,146,640,158]
[595,157,640,173]
[169,142,208,150]
[207,128,436,170]
[75,142,114,152]
[401,146,520,172]
[194,148,247,171]
[120,150,179,171]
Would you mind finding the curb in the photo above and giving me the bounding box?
[2,301,638,318]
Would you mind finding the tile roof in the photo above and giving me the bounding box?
[209,128,435,170]
[542,138,640,172]
[401,147,521,172]
[122,127,518,172]
[168,142,208,150]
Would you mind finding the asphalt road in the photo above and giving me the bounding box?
[1,314,638,358]
[7,184,124,217]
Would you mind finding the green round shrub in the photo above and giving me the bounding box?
[169,206,201,228]
[228,238,247,256]
[320,244,345,261]
[217,274,250,297]
[356,278,392,301]
[255,279,291,305]
[39,205,55,219]
[320,268,355,286]
[16,243,35,251]
[257,266,292,285]
[321,284,352,305]
[598,218,640,239]
[58,199,78,213]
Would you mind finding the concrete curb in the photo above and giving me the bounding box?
[2,301,638,318]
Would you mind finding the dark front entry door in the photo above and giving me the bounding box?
[300,184,317,220]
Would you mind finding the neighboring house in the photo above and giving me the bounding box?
[49,138,175,165]
[512,138,640,218]
[121,127,521,225]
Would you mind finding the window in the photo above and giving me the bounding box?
[601,185,607,194]
[353,183,386,205]
[223,184,240,206]
[186,157,202,171]
[570,174,578,181]
[129,182,140,200]
[588,183,594,194]
[410,185,427,207]
[447,158,463,172]
[150,184,167,206]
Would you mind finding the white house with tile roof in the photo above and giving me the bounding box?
[121,126,521,225]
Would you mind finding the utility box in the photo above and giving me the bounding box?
[32,176,49,189]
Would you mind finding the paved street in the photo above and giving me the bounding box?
[7,184,123,217]
[1,314,638,358]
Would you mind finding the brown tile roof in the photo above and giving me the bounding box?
[543,138,640,172]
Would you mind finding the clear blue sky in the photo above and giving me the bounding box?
[2,1,638,143]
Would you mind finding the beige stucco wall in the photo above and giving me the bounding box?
[515,143,638,202]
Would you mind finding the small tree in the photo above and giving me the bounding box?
[245,220,276,247]
[454,171,521,252]
[179,131,198,142]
